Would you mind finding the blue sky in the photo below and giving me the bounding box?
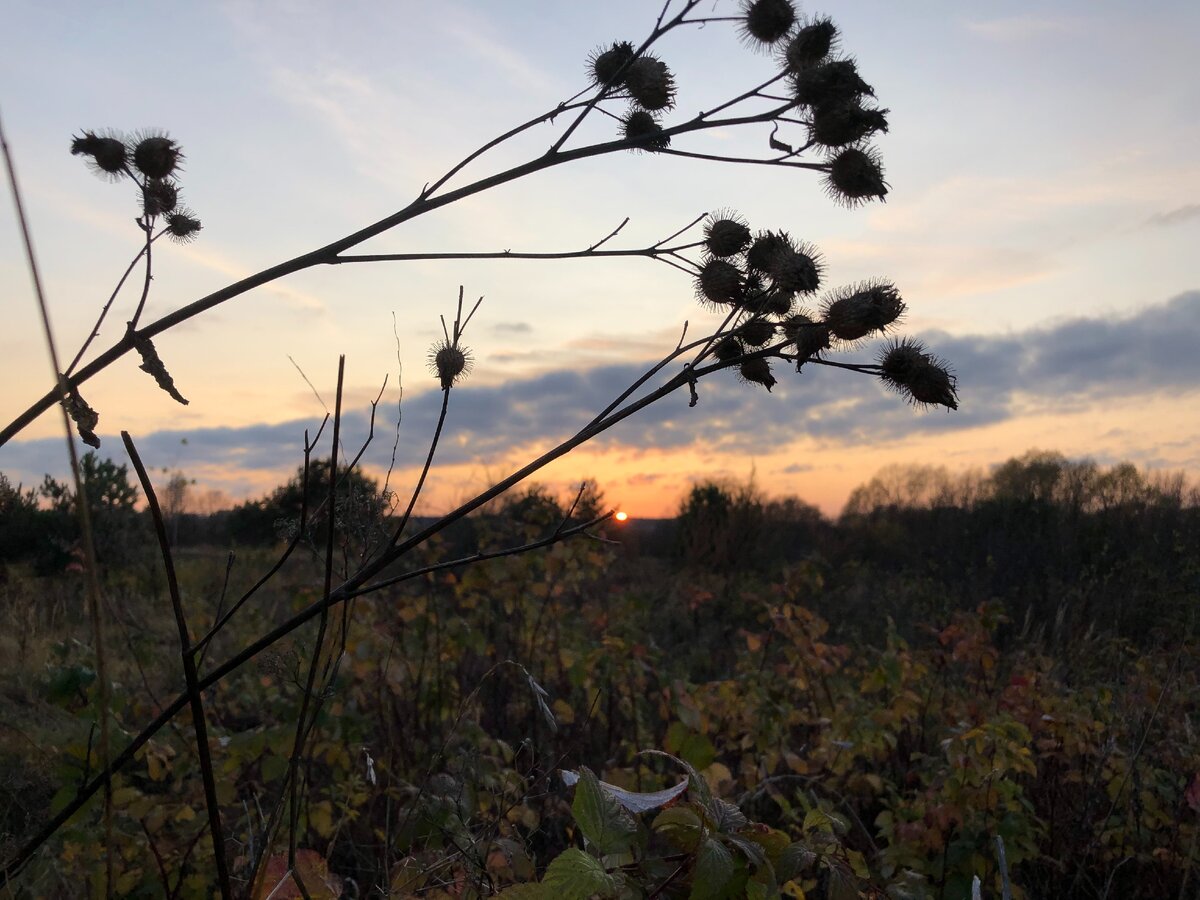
[2,1,1198,514]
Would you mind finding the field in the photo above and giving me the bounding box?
[2,452,1197,899]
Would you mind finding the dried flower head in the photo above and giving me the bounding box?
[760,288,795,318]
[791,59,875,109]
[141,179,179,217]
[132,133,182,180]
[739,318,777,347]
[70,130,128,180]
[741,0,797,50]
[822,280,904,342]
[696,258,745,307]
[589,40,636,86]
[878,338,958,410]
[621,109,670,151]
[782,312,831,361]
[738,357,777,391]
[165,211,202,242]
[809,103,889,148]
[825,145,888,206]
[745,230,793,274]
[428,341,473,389]
[769,244,823,295]
[714,335,744,362]
[704,212,752,258]
[623,56,676,111]
[782,18,838,72]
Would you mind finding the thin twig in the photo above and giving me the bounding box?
[122,432,233,900]
[0,107,115,898]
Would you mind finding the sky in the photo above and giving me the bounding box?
[1,0,1198,518]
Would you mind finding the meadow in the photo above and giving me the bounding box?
[2,451,1197,898]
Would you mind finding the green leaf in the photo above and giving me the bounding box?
[653,806,704,852]
[542,848,617,900]
[495,884,547,900]
[690,837,735,900]
[571,766,637,855]
[775,842,817,884]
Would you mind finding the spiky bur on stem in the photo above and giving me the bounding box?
[57,130,202,446]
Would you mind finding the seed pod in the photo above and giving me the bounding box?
[738,357,777,391]
[696,259,745,307]
[809,103,889,148]
[621,109,670,151]
[70,131,129,180]
[782,312,831,360]
[704,213,752,258]
[135,336,189,405]
[589,40,635,86]
[132,133,182,180]
[741,0,797,49]
[791,59,874,109]
[739,318,777,347]
[141,179,179,216]
[714,335,744,362]
[428,341,473,389]
[745,231,793,274]
[624,56,676,111]
[878,338,958,410]
[782,18,838,72]
[769,245,823,295]
[825,145,888,207]
[822,280,904,342]
[166,211,202,242]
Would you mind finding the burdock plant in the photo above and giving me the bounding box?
[1,1,956,896]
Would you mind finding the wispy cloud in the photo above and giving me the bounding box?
[1146,204,1200,227]
[6,292,1198,495]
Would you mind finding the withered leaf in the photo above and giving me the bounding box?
[62,381,100,448]
[134,336,189,405]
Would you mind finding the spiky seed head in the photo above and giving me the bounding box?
[165,211,202,242]
[741,0,797,49]
[770,245,823,294]
[621,109,670,151]
[782,18,838,72]
[809,103,889,148]
[429,341,473,389]
[624,57,676,111]
[878,338,958,410]
[589,40,635,86]
[141,179,179,216]
[762,289,795,318]
[714,335,744,362]
[738,357,777,391]
[745,230,793,274]
[70,131,128,180]
[739,318,776,347]
[782,312,831,360]
[132,133,182,180]
[791,59,875,108]
[822,280,904,342]
[825,145,888,206]
[696,258,745,307]
[704,213,752,258]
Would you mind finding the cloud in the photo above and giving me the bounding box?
[964,15,1078,41]
[5,292,1199,494]
[1146,204,1200,227]
[491,321,533,334]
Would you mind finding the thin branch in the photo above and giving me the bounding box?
[0,107,115,898]
[121,432,233,900]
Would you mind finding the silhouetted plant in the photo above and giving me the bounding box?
[1,2,964,896]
